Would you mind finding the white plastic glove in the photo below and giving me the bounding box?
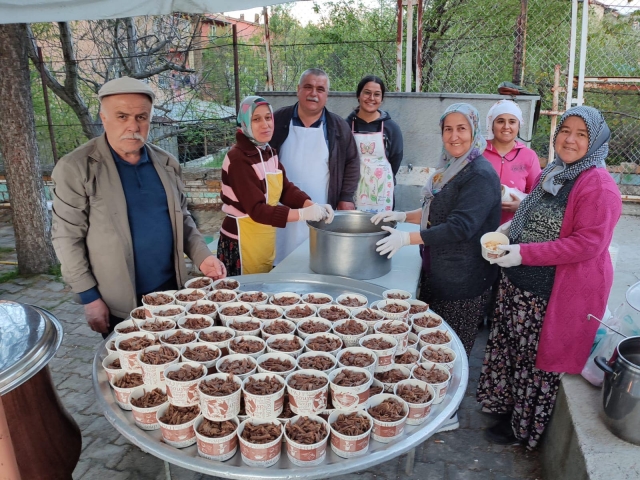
[321,204,335,224]
[496,220,512,236]
[370,210,407,225]
[489,244,522,267]
[375,226,410,259]
[298,203,327,222]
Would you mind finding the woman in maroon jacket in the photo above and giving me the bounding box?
[217,96,334,276]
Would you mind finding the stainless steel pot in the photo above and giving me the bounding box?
[595,336,640,445]
[307,211,395,280]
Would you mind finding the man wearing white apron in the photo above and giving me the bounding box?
[271,68,360,264]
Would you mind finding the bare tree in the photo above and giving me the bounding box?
[0,23,58,274]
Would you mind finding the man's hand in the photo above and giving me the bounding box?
[200,255,227,279]
[337,201,355,211]
[84,298,110,334]
[502,193,522,213]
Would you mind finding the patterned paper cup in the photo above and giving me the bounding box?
[194,416,239,461]
[336,347,378,375]
[269,292,301,307]
[418,329,453,351]
[316,304,352,324]
[367,393,409,443]
[216,354,258,381]
[141,292,176,316]
[198,373,243,421]
[260,318,296,341]
[137,344,181,385]
[304,332,344,357]
[173,288,207,307]
[374,365,411,392]
[185,300,218,319]
[406,299,430,317]
[178,314,214,333]
[207,288,239,305]
[212,278,241,291]
[351,307,386,334]
[374,320,410,354]
[480,232,510,261]
[296,351,337,375]
[102,352,122,383]
[164,361,207,407]
[251,304,285,321]
[184,276,214,292]
[411,363,451,405]
[181,344,221,372]
[228,335,267,359]
[359,334,398,368]
[301,292,334,306]
[129,385,168,430]
[286,369,329,415]
[328,366,372,411]
[242,373,286,419]
[105,337,118,355]
[130,306,151,324]
[328,409,373,459]
[283,304,318,324]
[257,352,297,378]
[237,418,283,467]
[113,319,140,336]
[332,318,368,347]
[219,303,254,325]
[266,334,304,358]
[369,378,385,397]
[382,289,412,301]
[138,319,176,339]
[419,345,457,372]
[410,311,444,334]
[407,332,420,351]
[393,347,421,368]
[377,299,411,321]
[394,379,436,426]
[109,370,143,410]
[151,304,186,323]
[237,290,269,306]
[335,293,369,311]
[159,329,198,349]
[198,326,235,356]
[284,414,330,467]
[296,318,332,341]
[156,404,199,448]
[115,332,155,373]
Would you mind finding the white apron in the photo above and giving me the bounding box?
[275,120,330,264]
[353,120,394,213]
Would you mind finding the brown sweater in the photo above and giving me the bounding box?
[220,131,311,238]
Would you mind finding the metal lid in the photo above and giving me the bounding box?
[0,301,63,395]
[626,281,640,312]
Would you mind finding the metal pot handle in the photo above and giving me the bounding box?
[594,356,615,375]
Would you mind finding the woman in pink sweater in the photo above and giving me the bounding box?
[476,106,622,449]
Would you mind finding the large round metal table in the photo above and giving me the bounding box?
[92,273,469,479]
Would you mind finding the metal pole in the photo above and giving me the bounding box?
[263,7,274,91]
[37,46,58,164]
[576,0,589,106]
[232,24,240,113]
[415,0,423,92]
[548,64,562,164]
[512,0,528,85]
[396,0,404,92]
[566,0,578,109]
[405,0,414,92]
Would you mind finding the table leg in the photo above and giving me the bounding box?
[164,460,172,480]
[405,447,416,475]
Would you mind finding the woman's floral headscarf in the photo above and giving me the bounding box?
[237,95,273,147]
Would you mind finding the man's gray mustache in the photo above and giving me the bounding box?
[306,97,319,103]
[120,133,146,141]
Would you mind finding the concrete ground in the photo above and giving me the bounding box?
[15,208,640,479]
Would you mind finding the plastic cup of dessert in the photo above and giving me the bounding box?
[301,292,334,306]
[218,303,254,325]
[194,415,239,461]
[163,361,207,407]
[351,307,386,335]
[197,372,243,421]
[198,326,235,355]
[109,370,144,410]
[284,414,330,467]
[417,329,453,351]
[335,347,378,376]
[260,318,296,341]
[303,332,344,357]
[236,290,269,306]
[332,318,368,348]
[296,318,332,341]
[286,369,330,416]
[296,351,337,375]
[410,311,444,334]
[177,314,214,333]
[328,409,373,459]
[102,352,122,383]
[256,352,297,379]
[237,418,283,467]
[374,365,411,393]
[158,328,198,349]
[419,345,457,372]
[367,393,409,443]
[137,344,181,385]
[480,232,510,261]
[266,334,304,358]
[115,331,155,373]
[394,379,436,426]
[155,404,199,448]
[381,289,412,301]
[215,354,258,381]
[335,293,369,311]
[184,276,214,292]
[328,366,372,411]
[225,316,262,338]
[283,304,318,323]
[129,385,168,430]
[374,319,411,354]
[269,291,302,307]
[241,372,286,419]
[410,362,451,405]
[358,333,398,368]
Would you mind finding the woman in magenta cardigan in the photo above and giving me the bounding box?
[476,106,622,449]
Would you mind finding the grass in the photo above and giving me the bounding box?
[48,263,62,280]
[0,247,15,254]
[200,149,226,169]
[0,268,18,283]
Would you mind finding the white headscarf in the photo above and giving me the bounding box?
[485,100,524,140]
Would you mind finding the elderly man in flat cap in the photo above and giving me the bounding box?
[51,76,226,336]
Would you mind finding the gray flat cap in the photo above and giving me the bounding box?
[98,76,155,102]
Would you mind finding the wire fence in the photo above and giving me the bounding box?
[9,0,640,180]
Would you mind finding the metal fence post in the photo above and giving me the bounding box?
[37,46,58,164]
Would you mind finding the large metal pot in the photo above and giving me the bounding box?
[307,211,395,280]
[595,336,640,445]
